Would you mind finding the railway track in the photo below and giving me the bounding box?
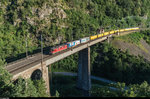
[6,53,42,66]
[5,29,141,75]
[6,54,47,73]
[6,39,91,75]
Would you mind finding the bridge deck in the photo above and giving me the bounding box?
[5,30,140,76]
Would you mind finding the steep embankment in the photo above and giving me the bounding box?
[112,33,150,62]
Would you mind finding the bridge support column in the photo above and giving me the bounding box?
[117,32,120,36]
[77,47,91,93]
[107,35,112,43]
[41,62,50,96]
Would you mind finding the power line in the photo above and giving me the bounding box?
[41,34,43,64]
[26,34,28,59]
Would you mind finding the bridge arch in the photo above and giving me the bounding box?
[31,69,43,80]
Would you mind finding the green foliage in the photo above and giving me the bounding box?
[51,74,83,97]
[0,59,11,83]
[55,90,60,97]
[13,78,38,97]
[0,59,48,97]
[50,74,150,97]
[116,32,144,45]
[92,42,150,84]
[52,53,78,72]
[1,0,150,97]
[12,78,49,97]
[142,30,150,44]
[0,0,149,61]
[91,86,119,97]
[91,81,150,97]
[33,79,49,97]
[0,59,14,97]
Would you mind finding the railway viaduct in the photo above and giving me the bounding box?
[5,30,140,96]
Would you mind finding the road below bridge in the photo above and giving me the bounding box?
[53,72,116,84]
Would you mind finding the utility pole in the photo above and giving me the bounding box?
[41,34,43,64]
[26,34,28,59]
[49,64,52,94]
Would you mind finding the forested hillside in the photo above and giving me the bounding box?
[0,0,150,60]
[0,0,150,97]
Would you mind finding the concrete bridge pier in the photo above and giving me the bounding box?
[77,47,91,95]
[107,35,112,43]
[41,62,50,96]
[117,31,120,35]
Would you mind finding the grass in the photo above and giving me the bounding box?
[138,44,149,53]
[112,32,149,53]
[114,32,143,44]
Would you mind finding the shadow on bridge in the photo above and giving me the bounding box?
[5,45,52,63]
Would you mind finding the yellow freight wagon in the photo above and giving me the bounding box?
[110,31,115,34]
[133,27,139,30]
[114,30,119,33]
[130,28,134,30]
[119,29,125,32]
[124,28,132,31]
[98,33,104,38]
[90,35,98,40]
[103,32,109,36]
[130,27,139,30]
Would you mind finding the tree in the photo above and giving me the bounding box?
[0,59,18,97]
[33,79,49,97]
[55,90,60,97]
[12,78,38,97]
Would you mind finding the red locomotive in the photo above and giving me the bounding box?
[50,44,67,54]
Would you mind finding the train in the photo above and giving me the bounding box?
[50,27,139,54]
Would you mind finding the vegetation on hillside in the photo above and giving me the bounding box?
[91,81,150,97]
[114,30,150,45]
[1,0,150,97]
[0,59,49,97]
[52,38,150,85]
[51,74,150,97]
[92,42,150,84]
[52,30,150,97]
[0,0,149,61]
